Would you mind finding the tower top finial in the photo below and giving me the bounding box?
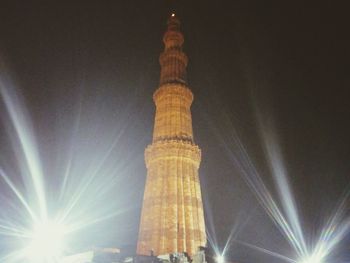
[167,12,181,30]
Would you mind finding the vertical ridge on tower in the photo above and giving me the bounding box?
[137,14,206,257]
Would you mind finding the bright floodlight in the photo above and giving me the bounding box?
[299,253,324,263]
[215,255,225,263]
[26,221,67,262]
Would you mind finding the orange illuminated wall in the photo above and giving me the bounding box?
[137,14,206,257]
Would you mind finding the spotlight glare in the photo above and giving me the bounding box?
[299,253,324,263]
[25,220,67,262]
[215,255,225,263]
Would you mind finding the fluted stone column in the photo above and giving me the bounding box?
[137,14,206,257]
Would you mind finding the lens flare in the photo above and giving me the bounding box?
[25,220,67,262]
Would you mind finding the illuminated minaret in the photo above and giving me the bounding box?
[137,14,206,257]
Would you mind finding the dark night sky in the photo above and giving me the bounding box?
[0,1,349,263]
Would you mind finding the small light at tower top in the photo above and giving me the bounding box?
[171,13,175,17]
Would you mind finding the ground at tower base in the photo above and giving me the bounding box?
[62,246,226,263]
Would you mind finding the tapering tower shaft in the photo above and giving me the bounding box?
[137,14,206,257]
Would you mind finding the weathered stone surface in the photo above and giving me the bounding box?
[137,14,206,257]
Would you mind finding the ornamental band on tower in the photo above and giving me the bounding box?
[137,14,207,257]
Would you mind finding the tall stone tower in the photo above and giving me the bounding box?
[137,14,206,257]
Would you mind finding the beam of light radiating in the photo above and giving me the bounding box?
[58,98,83,203]
[254,99,350,263]
[256,111,307,257]
[0,80,47,220]
[67,207,132,234]
[0,67,144,262]
[57,123,127,224]
[203,194,220,256]
[235,239,296,263]
[199,102,262,259]
[0,168,38,221]
[200,94,350,263]
[307,189,350,263]
[56,92,141,226]
[198,100,303,259]
[217,110,305,256]
[0,223,30,238]
[221,210,255,257]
